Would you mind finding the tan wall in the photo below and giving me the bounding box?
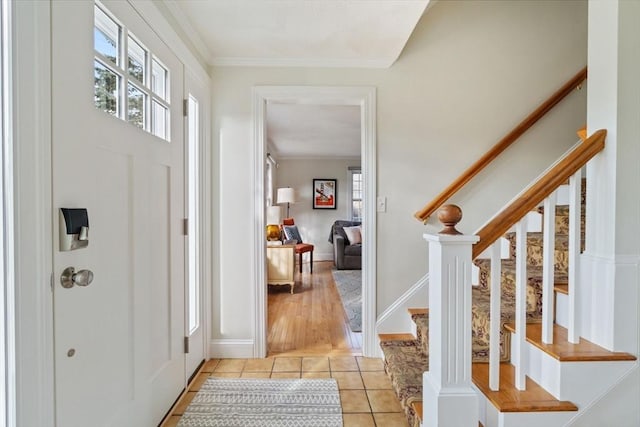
[212,0,588,339]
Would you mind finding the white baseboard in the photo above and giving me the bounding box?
[209,339,255,358]
[313,252,333,262]
[376,274,429,334]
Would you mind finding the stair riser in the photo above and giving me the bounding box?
[554,292,568,328]
[512,336,637,407]
[412,315,429,356]
[477,386,575,427]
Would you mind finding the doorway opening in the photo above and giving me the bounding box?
[265,103,362,355]
[252,86,377,358]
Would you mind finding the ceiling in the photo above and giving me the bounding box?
[267,103,361,159]
[162,0,430,157]
[163,0,430,68]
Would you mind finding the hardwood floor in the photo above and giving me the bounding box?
[267,260,362,356]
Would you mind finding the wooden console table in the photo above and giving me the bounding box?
[266,245,296,294]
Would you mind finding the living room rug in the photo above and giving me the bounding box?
[177,378,342,427]
[331,269,362,332]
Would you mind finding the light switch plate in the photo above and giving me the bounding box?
[376,196,387,212]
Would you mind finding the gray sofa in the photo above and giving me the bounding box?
[328,220,362,270]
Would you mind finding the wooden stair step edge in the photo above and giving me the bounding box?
[473,363,578,413]
[411,401,423,423]
[504,322,637,362]
[554,282,569,295]
[378,333,415,342]
[408,307,429,317]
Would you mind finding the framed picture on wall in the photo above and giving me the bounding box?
[312,179,337,209]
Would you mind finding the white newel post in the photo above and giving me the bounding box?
[423,205,479,427]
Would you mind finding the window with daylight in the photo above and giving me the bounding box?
[348,167,362,222]
[265,154,276,207]
[1,0,16,423]
[93,3,170,140]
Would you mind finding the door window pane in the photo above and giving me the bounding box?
[127,83,145,129]
[94,5,119,65]
[151,59,167,100]
[94,61,119,116]
[152,101,167,140]
[93,2,170,141]
[127,36,146,83]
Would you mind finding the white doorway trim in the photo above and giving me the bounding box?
[251,86,378,357]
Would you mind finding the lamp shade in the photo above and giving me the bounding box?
[277,187,296,205]
[266,206,282,225]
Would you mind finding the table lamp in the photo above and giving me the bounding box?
[266,205,282,241]
[277,187,296,218]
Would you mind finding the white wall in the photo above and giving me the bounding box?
[276,158,361,261]
[211,0,588,343]
[583,0,640,354]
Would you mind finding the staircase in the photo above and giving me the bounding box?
[380,176,637,426]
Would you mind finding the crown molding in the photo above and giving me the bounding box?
[211,56,394,69]
[159,0,213,66]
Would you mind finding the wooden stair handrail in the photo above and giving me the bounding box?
[415,67,588,223]
[472,129,606,259]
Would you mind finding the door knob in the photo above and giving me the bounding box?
[60,267,94,288]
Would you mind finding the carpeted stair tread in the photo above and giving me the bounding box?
[408,307,428,317]
[381,340,427,426]
[472,287,516,362]
[536,204,570,215]
[504,322,637,362]
[535,205,572,235]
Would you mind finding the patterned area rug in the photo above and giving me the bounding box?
[178,378,343,427]
[331,269,362,332]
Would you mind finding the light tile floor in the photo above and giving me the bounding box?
[162,356,409,427]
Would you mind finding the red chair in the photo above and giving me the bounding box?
[282,218,314,274]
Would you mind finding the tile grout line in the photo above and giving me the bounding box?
[168,356,405,427]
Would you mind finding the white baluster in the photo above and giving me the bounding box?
[542,192,557,344]
[489,241,502,391]
[568,171,582,343]
[514,217,528,390]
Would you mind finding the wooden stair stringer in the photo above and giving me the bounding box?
[502,322,637,410]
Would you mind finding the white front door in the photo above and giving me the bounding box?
[52,1,185,425]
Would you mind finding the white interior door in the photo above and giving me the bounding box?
[184,72,208,378]
[52,1,185,425]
